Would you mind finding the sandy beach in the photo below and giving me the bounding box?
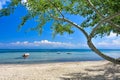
[0,61,119,80]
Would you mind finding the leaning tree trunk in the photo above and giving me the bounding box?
[87,38,120,64]
[55,16,120,65]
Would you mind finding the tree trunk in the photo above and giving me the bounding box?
[87,39,120,64]
[55,14,120,65]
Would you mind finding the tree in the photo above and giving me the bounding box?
[0,0,120,64]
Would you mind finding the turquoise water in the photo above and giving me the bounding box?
[0,49,120,64]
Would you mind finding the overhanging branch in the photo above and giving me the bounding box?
[90,11,120,38]
[86,0,120,28]
[56,17,89,39]
[48,0,64,18]
[48,11,89,39]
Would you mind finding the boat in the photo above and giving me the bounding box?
[22,53,30,59]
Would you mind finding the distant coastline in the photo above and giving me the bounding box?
[0,49,120,53]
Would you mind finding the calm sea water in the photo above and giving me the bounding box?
[0,49,120,64]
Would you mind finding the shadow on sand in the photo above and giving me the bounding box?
[60,62,120,80]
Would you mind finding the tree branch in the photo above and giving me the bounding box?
[86,0,102,17]
[90,11,120,38]
[57,17,89,39]
[48,11,89,39]
[48,0,64,18]
[86,0,120,28]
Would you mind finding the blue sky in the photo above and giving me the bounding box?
[0,0,120,49]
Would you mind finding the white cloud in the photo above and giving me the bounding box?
[0,0,10,10]
[97,41,110,46]
[0,40,88,49]
[96,37,120,48]
[7,40,76,48]
[106,32,119,38]
[91,32,120,49]
[11,41,29,45]
[21,0,27,3]
[0,0,27,10]
[112,38,120,45]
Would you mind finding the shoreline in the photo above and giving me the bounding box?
[0,60,104,65]
[0,60,119,80]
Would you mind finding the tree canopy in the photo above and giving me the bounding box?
[1,0,120,37]
[0,0,120,64]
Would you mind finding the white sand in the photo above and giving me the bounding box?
[0,61,119,80]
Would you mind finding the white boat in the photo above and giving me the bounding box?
[22,53,30,59]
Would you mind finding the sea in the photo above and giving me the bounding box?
[0,49,120,64]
